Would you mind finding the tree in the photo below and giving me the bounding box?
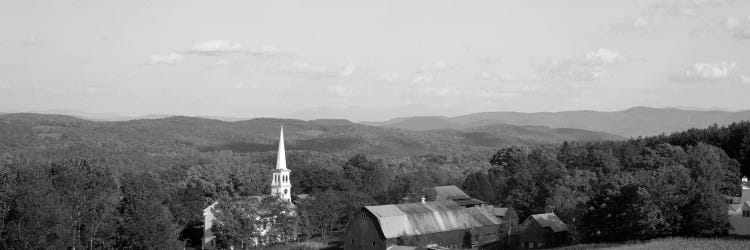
[116,173,181,249]
[462,172,495,203]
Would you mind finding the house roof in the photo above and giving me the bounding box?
[453,198,486,206]
[493,207,511,217]
[434,186,471,200]
[364,200,502,239]
[387,246,417,250]
[529,213,568,232]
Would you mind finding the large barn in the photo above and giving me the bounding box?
[342,200,502,250]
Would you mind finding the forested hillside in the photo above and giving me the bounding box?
[1,113,749,249]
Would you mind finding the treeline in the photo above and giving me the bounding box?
[461,121,750,243]
[0,148,491,248]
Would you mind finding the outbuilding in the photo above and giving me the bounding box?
[519,213,568,249]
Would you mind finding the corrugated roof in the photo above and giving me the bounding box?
[387,246,417,250]
[364,200,501,239]
[434,186,471,200]
[494,207,509,217]
[530,213,568,232]
[454,198,486,206]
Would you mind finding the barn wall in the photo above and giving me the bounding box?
[384,224,502,249]
[519,219,545,244]
[343,210,387,250]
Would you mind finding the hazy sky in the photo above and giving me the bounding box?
[1,0,749,121]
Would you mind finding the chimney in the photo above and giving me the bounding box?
[544,205,555,213]
[420,196,426,203]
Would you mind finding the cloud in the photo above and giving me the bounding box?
[148,52,183,65]
[186,40,284,56]
[408,60,452,84]
[190,40,243,54]
[339,62,357,77]
[327,85,355,97]
[411,72,436,84]
[533,49,627,82]
[225,82,254,89]
[273,61,356,79]
[741,75,750,85]
[676,62,738,81]
[583,49,627,65]
[725,16,750,39]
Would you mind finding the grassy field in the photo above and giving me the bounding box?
[552,237,750,250]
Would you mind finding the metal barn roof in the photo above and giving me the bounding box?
[434,186,472,200]
[493,207,510,217]
[529,213,568,232]
[364,200,502,239]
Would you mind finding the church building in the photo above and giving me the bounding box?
[202,126,296,249]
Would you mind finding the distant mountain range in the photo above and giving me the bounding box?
[362,107,750,138]
[0,113,622,157]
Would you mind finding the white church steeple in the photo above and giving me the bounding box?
[271,125,292,202]
[276,125,287,170]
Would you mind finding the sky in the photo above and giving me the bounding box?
[1,0,749,121]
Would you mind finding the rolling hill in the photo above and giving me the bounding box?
[0,113,622,158]
[363,107,750,138]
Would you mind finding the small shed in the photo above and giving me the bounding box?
[519,213,568,249]
[729,201,750,236]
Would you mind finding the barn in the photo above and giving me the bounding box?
[342,200,502,250]
[519,213,568,249]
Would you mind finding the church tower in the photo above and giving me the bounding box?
[271,125,292,202]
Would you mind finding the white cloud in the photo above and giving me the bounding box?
[274,61,356,79]
[633,16,650,28]
[190,40,243,54]
[733,28,750,39]
[327,85,355,97]
[583,49,627,65]
[726,16,741,29]
[411,72,436,84]
[187,40,284,56]
[339,62,356,77]
[226,82,252,89]
[680,62,738,80]
[741,75,750,85]
[379,73,401,83]
[534,49,627,82]
[148,52,183,65]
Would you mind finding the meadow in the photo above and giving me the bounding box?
[553,237,750,250]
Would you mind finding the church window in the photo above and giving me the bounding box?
[372,241,375,246]
[363,213,368,220]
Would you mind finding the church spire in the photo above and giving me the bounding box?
[276,125,287,170]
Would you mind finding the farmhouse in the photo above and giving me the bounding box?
[342,200,502,250]
[728,177,750,236]
[519,213,569,249]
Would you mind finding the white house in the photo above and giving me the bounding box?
[728,177,750,236]
[202,126,296,249]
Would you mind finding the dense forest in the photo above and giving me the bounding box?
[1,113,749,248]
